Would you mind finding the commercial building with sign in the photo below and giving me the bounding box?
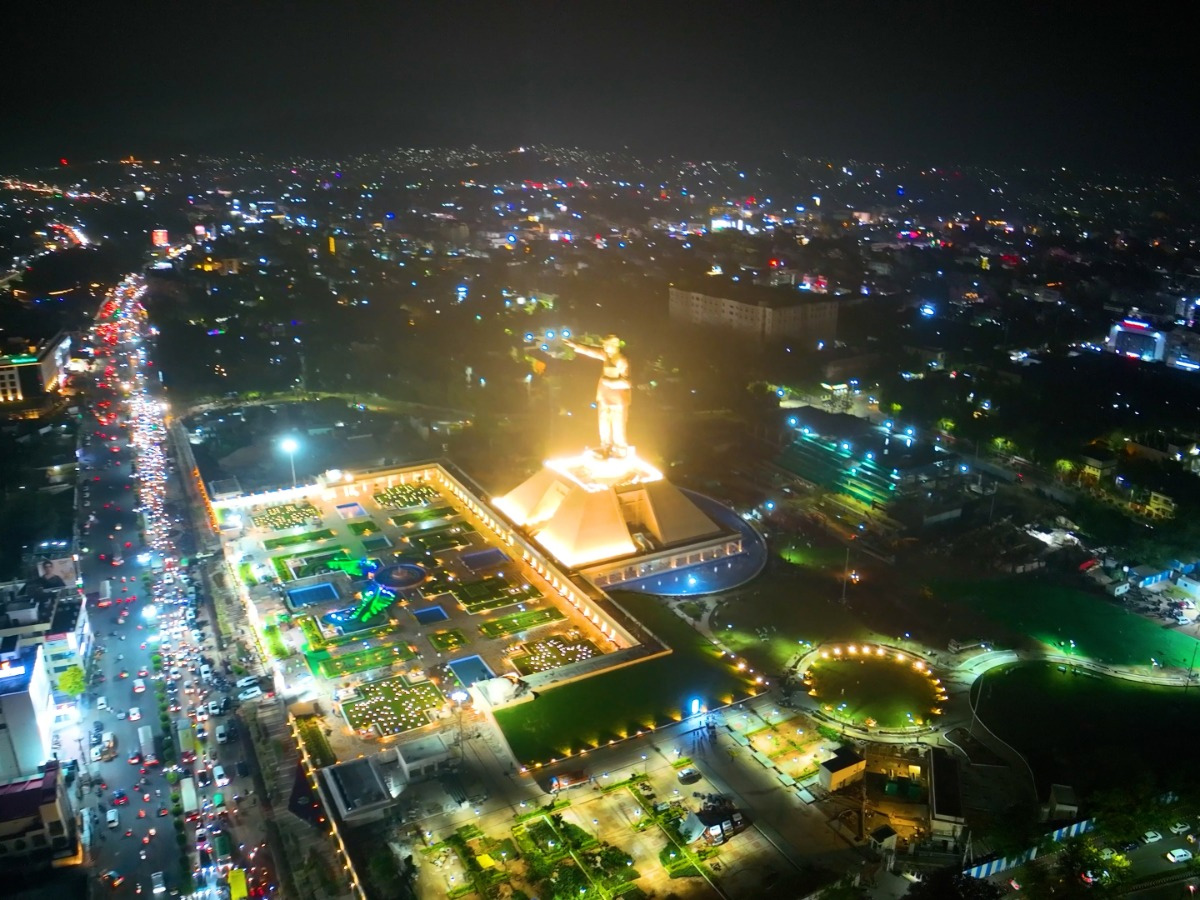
[0,332,73,417]
[0,643,54,781]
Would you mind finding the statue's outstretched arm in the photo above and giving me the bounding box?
[564,338,605,361]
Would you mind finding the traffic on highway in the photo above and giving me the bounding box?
[76,275,275,899]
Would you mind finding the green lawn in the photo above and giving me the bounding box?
[342,676,445,735]
[511,637,601,675]
[315,641,417,679]
[975,661,1200,796]
[349,520,380,536]
[373,483,440,510]
[805,653,942,728]
[391,506,455,527]
[428,629,468,652]
[937,577,1200,667]
[237,562,257,587]
[478,608,565,639]
[262,529,336,550]
[495,592,757,765]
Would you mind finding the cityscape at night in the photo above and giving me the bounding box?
[5,5,1200,900]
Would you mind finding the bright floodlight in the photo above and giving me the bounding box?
[280,437,299,454]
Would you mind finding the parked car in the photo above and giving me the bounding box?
[238,686,263,701]
[1167,848,1194,863]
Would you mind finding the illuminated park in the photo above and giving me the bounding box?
[800,645,947,730]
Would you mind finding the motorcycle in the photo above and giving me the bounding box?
[157,806,168,817]
[137,809,146,819]
[124,829,133,838]
[139,849,147,860]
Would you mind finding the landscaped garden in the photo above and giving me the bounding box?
[262,624,291,660]
[478,608,565,639]
[341,675,445,735]
[429,629,469,653]
[348,520,380,536]
[238,561,257,587]
[405,523,475,554]
[313,641,417,679]
[295,716,337,768]
[512,636,600,675]
[803,648,945,729]
[262,528,336,551]
[373,483,440,510]
[272,547,351,582]
[391,505,455,527]
[452,577,541,613]
[252,501,319,531]
[495,592,757,764]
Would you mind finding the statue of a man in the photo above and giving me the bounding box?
[564,334,630,458]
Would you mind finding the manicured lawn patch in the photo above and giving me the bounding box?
[316,642,417,679]
[262,529,336,551]
[495,592,757,764]
[262,624,291,660]
[478,608,565,639]
[453,577,541,613]
[237,562,257,587]
[349,520,380,536]
[512,636,601,675]
[252,502,319,531]
[373,483,440,510]
[391,506,455,527]
[342,675,445,735]
[937,577,1200,667]
[428,629,468,652]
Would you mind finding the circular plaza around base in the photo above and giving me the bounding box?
[376,561,428,589]
[800,643,947,731]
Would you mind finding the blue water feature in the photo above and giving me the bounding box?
[412,605,448,625]
[286,582,340,607]
[336,502,368,519]
[377,562,427,589]
[447,655,495,686]
[616,490,768,597]
[321,606,380,633]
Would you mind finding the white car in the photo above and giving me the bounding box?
[212,765,230,787]
[97,697,109,711]
[1167,848,1193,863]
[237,686,263,702]
[132,678,146,693]
[1170,821,1190,835]
[1144,830,1164,844]
[152,871,166,894]
[128,707,141,721]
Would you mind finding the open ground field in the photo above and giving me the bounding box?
[975,662,1200,795]
[495,592,757,765]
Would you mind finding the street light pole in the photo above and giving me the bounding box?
[280,437,299,488]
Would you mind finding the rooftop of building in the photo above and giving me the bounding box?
[324,757,391,813]
[0,763,58,820]
[0,330,69,366]
[397,733,451,765]
[929,747,963,820]
[820,746,864,774]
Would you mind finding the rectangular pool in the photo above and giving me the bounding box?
[336,502,369,519]
[412,605,448,625]
[460,547,510,572]
[447,655,495,686]
[286,582,340,608]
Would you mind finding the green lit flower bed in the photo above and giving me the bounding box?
[478,608,565,639]
[804,646,945,729]
[262,529,336,550]
[342,676,445,735]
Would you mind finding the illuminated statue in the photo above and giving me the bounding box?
[564,334,630,458]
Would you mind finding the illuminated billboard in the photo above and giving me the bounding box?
[151,229,169,247]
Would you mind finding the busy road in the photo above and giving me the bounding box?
[74,276,274,899]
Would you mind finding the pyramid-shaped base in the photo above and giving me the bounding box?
[493,449,723,569]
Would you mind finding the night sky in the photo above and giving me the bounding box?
[10,2,1199,173]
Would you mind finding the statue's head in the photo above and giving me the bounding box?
[602,334,622,356]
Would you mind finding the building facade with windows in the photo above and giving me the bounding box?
[0,761,76,868]
[668,284,838,344]
[0,644,55,781]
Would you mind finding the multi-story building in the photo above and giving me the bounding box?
[0,578,93,703]
[668,282,838,344]
[0,332,73,418]
[0,644,54,781]
[0,761,77,868]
